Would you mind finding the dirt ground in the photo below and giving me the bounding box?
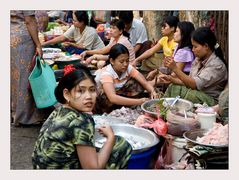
[10,124,41,169]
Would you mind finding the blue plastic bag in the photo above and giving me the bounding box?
[28,56,57,108]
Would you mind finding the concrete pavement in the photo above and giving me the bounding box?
[10,124,41,169]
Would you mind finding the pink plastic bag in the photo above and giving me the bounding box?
[135,114,168,136]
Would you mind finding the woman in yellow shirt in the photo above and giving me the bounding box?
[131,16,179,68]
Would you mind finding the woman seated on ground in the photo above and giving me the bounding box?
[94,43,158,114]
[42,11,105,55]
[147,21,195,86]
[32,63,132,169]
[158,27,228,106]
[131,16,179,69]
[80,19,135,69]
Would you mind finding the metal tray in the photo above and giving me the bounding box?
[183,129,228,148]
[54,57,80,62]
[42,48,62,53]
[94,124,159,153]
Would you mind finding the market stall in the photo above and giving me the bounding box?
[91,97,228,169]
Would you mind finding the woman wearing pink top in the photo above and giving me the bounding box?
[80,19,135,69]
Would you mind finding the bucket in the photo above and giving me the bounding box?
[197,112,217,130]
[171,137,187,163]
[127,146,157,169]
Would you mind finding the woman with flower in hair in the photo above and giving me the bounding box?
[160,27,228,106]
[32,63,132,169]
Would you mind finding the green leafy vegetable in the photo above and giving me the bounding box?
[156,99,169,119]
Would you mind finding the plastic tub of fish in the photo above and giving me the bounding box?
[94,124,160,169]
[141,98,193,118]
[127,145,158,169]
[94,124,159,154]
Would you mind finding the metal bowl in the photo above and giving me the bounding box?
[183,129,228,148]
[94,124,160,154]
[141,98,193,117]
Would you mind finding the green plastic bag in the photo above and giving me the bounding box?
[28,56,57,108]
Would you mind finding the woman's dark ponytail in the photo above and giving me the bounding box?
[214,44,227,68]
[122,31,130,39]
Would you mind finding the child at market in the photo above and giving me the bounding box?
[32,63,132,169]
[94,43,158,114]
[147,21,195,86]
[131,16,179,70]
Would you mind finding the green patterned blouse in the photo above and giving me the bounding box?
[32,106,95,169]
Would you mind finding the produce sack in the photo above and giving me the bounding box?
[166,110,200,137]
[28,56,57,108]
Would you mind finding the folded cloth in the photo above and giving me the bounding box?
[64,45,85,55]
[188,145,228,169]
[188,145,214,157]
